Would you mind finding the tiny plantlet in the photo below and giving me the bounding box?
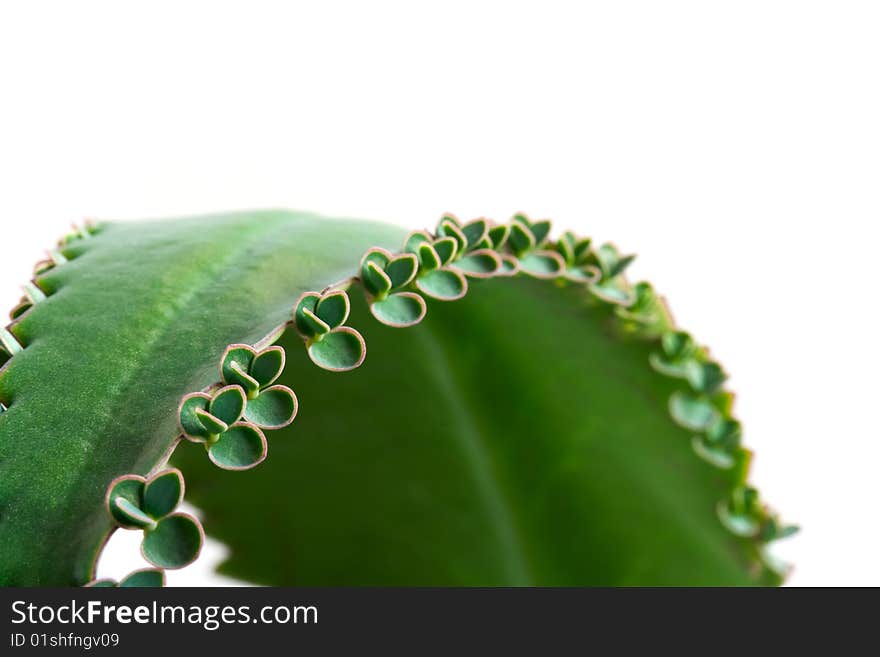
[0,210,796,586]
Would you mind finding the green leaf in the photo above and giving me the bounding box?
[589,280,634,305]
[113,497,155,530]
[432,237,459,266]
[228,362,260,397]
[0,211,405,584]
[243,385,298,429]
[360,248,391,272]
[438,213,461,227]
[208,423,267,470]
[669,392,720,431]
[416,269,467,301]
[306,327,366,371]
[315,291,350,329]
[595,244,635,280]
[436,220,467,254]
[685,360,727,394]
[518,252,564,279]
[106,476,147,529]
[609,254,636,279]
[507,220,535,255]
[384,254,418,289]
[573,238,592,262]
[0,327,23,356]
[220,345,256,389]
[404,230,431,254]
[251,347,285,388]
[298,307,331,338]
[649,332,696,378]
[692,435,739,469]
[0,209,785,587]
[178,393,212,440]
[707,417,742,448]
[143,469,183,518]
[662,331,694,358]
[209,385,246,426]
[498,254,519,276]
[293,292,322,336]
[362,261,393,297]
[359,249,392,296]
[119,568,165,587]
[528,220,551,246]
[417,242,441,271]
[556,232,576,265]
[563,265,599,283]
[717,491,762,538]
[460,219,488,250]
[9,299,32,320]
[487,224,509,250]
[141,513,203,569]
[454,251,502,278]
[194,409,228,436]
[23,281,47,304]
[369,292,427,327]
[177,281,781,586]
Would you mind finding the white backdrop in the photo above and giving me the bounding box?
[1,1,877,586]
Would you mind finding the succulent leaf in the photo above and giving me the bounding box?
[417,242,442,271]
[508,219,536,255]
[404,231,432,254]
[437,219,467,253]
[306,326,366,371]
[143,469,184,519]
[106,476,147,529]
[178,281,789,586]
[362,261,393,297]
[315,291,350,329]
[669,392,721,431]
[141,513,203,569]
[207,423,267,470]
[454,250,502,278]
[487,224,509,250]
[208,385,246,426]
[0,210,789,587]
[298,307,332,337]
[528,220,552,246]
[113,497,155,530]
[518,252,565,279]
[194,408,227,438]
[385,254,419,289]
[369,292,427,328]
[118,568,165,587]
[460,219,488,250]
[250,347,285,388]
[242,385,298,429]
[415,268,467,301]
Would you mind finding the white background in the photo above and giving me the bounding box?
[1,1,877,586]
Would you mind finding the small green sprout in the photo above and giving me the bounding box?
[105,469,203,569]
[404,230,469,301]
[220,344,298,429]
[294,289,366,371]
[360,248,426,327]
[179,386,267,470]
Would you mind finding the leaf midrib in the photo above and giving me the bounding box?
[412,323,535,586]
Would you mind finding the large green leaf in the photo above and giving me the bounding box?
[176,281,775,585]
[0,211,403,585]
[0,210,787,586]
